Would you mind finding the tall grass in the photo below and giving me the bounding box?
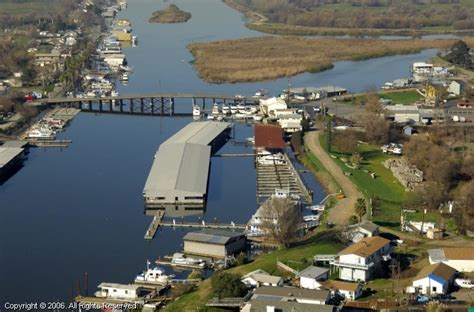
[188,37,474,83]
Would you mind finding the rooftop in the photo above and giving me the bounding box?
[339,236,391,258]
[414,263,457,282]
[255,124,286,149]
[358,221,379,233]
[253,286,330,302]
[429,247,474,261]
[183,229,245,245]
[0,147,24,169]
[98,283,141,290]
[298,266,329,279]
[286,86,347,94]
[244,299,335,312]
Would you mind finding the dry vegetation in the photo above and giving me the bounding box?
[188,36,474,83]
[149,4,191,24]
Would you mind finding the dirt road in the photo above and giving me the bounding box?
[304,130,362,225]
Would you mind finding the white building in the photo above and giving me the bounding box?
[321,280,363,300]
[408,263,457,295]
[345,222,380,243]
[242,269,283,288]
[260,97,287,116]
[331,236,392,282]
[251,286,330,306]
[447,80,464,96]
[96,283,142,300]
[277,114,303,133]
[298,266,329,290]
[386,105,420,123]
[428,247,474,272]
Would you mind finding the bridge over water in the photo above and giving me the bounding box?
[40,93,263,117]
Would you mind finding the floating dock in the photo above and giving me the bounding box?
[144,211,164,240]
[159,220,246,230]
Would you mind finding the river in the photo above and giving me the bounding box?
[0,0,438,304]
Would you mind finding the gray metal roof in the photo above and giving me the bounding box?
[183,229,245,245]
[143,121,230,199]
[98,283,141,290]
[358,221,379,233]
[1,140,28,148]
[0,147,23,168]
[253,286,330,301]
[298,266,329,279]
[428,248,446,262]
[246,299,335,312]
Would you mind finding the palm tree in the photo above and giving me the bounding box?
[354,197,367,223]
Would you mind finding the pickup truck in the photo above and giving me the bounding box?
[455,278,474,289]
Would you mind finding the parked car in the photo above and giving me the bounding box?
[455,278,474,289]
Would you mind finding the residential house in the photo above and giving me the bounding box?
[182,229,247,259]
[277,114,303,133]
[408,263,457,295]
[331,236,392,282]
[242,269,283,288]
[428,247,474,272]
[241,300,336,312]
[347,222,380,243]
[251,286,331,306]
[259,97,287,116]
[298,266,329,290]
[321,280,363,300]
[96,283,142,300]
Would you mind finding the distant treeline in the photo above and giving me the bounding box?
[235,0,474,30]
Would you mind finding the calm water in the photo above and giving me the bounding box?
[1,0,438,304]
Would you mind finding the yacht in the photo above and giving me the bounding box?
[135,262,174,285]
[253,115,263,122]
[230,105,238,114]
[111,90,119,97]
[120,73,129,81]
[236,104,246,111]
[193,105,201,117]
[222,105,230,115]
[207,114,215,120]
[27,127,55,140]
[171,253,206,268]
[212,103,220,115]
[255,89,268,97]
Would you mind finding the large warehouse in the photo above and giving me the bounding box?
[143,121,230,208]
[183,229,247,259]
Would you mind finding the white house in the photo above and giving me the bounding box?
[259,97,287,116]
[242,269,283,288]
[277,114,303,133]
[346,222,380,243]
[96,283,142,300]
[331,236,392,282]
[321,280,363,300]
[298,266,329,290]
[447,80,464,96]
[408,263,457,295]
[428,247,474,272]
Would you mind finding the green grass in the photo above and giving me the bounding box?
[319,134,443,228]
[380,90,423,105]
[0,0,57,14]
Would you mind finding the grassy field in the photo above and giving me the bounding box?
[164,232,344,311]
[319,133,441,229]
[380,90,424,105]
[0,0,57,14]
[188,37,474,83]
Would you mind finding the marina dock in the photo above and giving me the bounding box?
[28,139,72,148]
[159,220,246,230]
[256,153,312,204]
[144,211,164,240]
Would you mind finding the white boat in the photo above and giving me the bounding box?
[216,115,224,121]
[253,115,263,122]
[246,137,255,144]
[207,114,215,120]
[135,262,174,285]
[255,89,268,97]
[120,73,128,81]
[212,103,220,115]
[193,105,201,117]
[222,105,230,115]
[236,104,245,110]
[171,253,206,268]
[111,90,119,97]
[234,113,246,119]
[307,204,325,211]
[230,105,238,114]
[257,153,286,165]
[27,127,55,139]
[303,215,320,222]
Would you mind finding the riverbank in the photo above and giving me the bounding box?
[188,37,474,83]
[149,4,191,24]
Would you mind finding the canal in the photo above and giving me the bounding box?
[0,0,438,304]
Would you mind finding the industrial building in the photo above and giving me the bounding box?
[182,229,246,259]
[143,122,230,208]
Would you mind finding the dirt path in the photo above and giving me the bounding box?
[304,130,362,225]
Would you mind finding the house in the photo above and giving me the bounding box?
[277,114,303,133]
[182,229,246,259]
[345,221,380,243]
[259,97,287,116]
[428,247,474,272]
[242,269,283,287]
[321,280,363,300]
[298,266,329,290]
[447,80,464,96]
[251,286,331,305]
[408,263,457,295]
[241,299,336,312]
[96,283,143,300]
[331,236,392,282]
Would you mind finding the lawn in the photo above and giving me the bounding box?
[380,90,424,105]
[299,148,341,194]
[164,232,344,311]
[319,133,440,229]
[0,0,56,14]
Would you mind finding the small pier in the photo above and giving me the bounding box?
[159,220,246,230]
[144,212,164,240]
[256,153,312,204]
[28,139,72,148]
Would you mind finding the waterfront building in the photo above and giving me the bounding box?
[182,229,246,259]
[297,266,329,290]
[96,283,143,300]
[241,300,336,312]
[242,269,283,288]
[251,286,331,306]
[143,121,230,208]
[408,263,457,295]
[428,247,474,272]
[321,280,363,300]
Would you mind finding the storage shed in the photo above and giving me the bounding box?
[183,229,246,258]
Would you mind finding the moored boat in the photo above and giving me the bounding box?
[135,261,175,285]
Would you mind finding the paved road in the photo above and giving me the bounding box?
[304,130,362,225]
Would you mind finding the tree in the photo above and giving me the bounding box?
[210,272,247,299]
[360,114,390,144]
[332,131,359,155]
[445,40,472,68]
[354,197,367,222]
[259,196,302,246]
[364,93,384,115]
